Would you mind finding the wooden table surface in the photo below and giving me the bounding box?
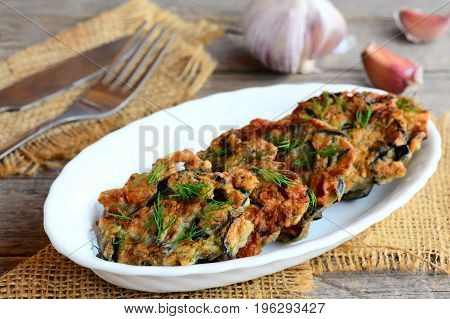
[0,0,449,298]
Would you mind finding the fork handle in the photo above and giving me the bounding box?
[0,114,67,161]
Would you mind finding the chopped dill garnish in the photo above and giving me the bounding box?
[147,163,165,185]
[196,199,234,219]
[396,97,427,113]
[356,105,372,128]
[293,152,311,169]
[267,135,301,154]
[321,91,332,108]
[148,194,177,244]
[242,150,269,163]
[376,118,394,129]
[293,147,340,169]
[203,148,227,158]
[252,166,297,187]
[307,188,317,209]
[170,223,206,245]
[307,147,341,157]
[311,99,324,119]
[276,136,291,151]
[113,236,124,245]
[107,207,133,222]
[170,183,210,201]
[132,237,145,244]
[333,94,347,111]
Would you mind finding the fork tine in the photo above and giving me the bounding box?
[109,24,160,91]
[101,21,147,85]
[120,29,173,92]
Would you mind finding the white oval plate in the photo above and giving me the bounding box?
[44,83,441,293]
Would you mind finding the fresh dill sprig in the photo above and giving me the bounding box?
[268,135,301,154]
[170,223,206,245]
[196,199,234,219]
[148,194,177,244]
[132,237,145,244]
[333,94,347,111]
[396,97,427,113]
[113,236,124,245]
[321,91,332,108]
[275,136,292,151]
[376,118,394,129]
[311,99,324,119]
[293,152,311,169]
[242,150,268,163]
[107,207,133,221]
[170,183,210,201]
[356,105,373,128]
[307,188,317,210]
[203,148,227,158]
[307,147,341,157]
[252,166,297,187]
[147,163,165,185]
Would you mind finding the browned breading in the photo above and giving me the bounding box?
[201,116,355,208]
[292,91,429,199]
[237,172,309,257]
[97,150,258,266]
[200,132,311,251]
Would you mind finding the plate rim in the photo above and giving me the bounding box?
[44,83,442,277]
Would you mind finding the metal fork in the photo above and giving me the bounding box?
[0,22,175,161]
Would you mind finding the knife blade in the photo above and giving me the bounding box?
[0,35,131,112]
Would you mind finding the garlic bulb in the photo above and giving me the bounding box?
[395,8,450,43]
[361,43,423,94]
[241,0,348,74]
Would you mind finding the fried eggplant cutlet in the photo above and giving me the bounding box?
[198,124,342,243]
[200,135,309,257]
[233,116,356,208]
[292,91,430,200]
[97,150,258,266]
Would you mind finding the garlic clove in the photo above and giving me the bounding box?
[361,43,423,95]
[395,8,450,43]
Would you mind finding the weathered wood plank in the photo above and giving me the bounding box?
[0,179,51,256]
[313,271,450,299]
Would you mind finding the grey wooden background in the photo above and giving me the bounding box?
[0,0,448,298]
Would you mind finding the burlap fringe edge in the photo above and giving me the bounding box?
[311,246,449,275]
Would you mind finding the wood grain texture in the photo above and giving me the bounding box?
[0,0,449,298]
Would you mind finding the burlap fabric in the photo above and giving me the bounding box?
[0,0,448,299]
[0,0,222,177]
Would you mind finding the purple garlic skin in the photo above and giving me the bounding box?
[395,8,450,43]
[362,43,423,95]
[241,0,348,74]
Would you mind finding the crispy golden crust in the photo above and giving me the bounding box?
[293,91,429,198]
[97,150,258,266]
[202,116,355,208]
[237,173,309,257]
[200,132,310,253]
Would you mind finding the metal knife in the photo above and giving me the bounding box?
[0,35,131,113]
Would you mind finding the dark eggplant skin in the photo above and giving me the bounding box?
[314,129,346,137]
[395,144,410,161]
[342,184,374,201]
[304,108,319,119]
[277,206,325,242]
